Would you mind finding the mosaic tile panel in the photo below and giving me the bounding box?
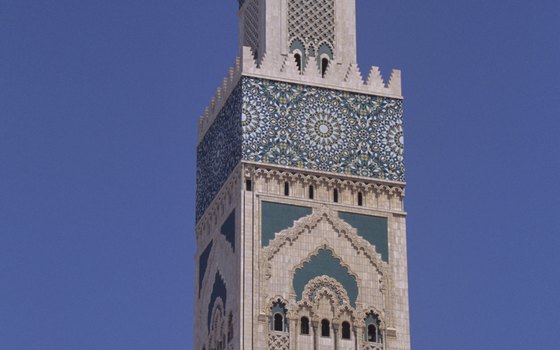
[198,241,213,298]
[196,85,243,222]
[241,77,405,181]
[293,248,358,307]
[197,77,405,222]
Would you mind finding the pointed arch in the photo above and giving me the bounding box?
[293,248,359,307]
[207,272,227,331]
[264,206,387,274]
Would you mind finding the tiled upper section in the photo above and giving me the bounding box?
[293,248,359,307]
[196,76,405,221]
[241,77,405,180]
[196,85,243,221]
[261,202,312,247]
[339,212,389,262]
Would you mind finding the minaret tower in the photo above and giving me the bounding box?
[195,1,410,349]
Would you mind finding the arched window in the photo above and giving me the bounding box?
[300,317,310,335]
[333,189,339,203]
[284,182,290,196]
[271,301,288,332]
[274,313,284,331]
[321,319,330,337]
[309,185,314,200]
[365,312,382,343]
[342,321,351,340]
[367,324,377,342]
[321,57,329,77]
[358,192,363,206]
[294,53,302,73]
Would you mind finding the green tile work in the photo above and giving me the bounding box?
[221,210,236,252]
[338,212,389,262]
[261,202,312,247]
[293,249,358,307]
[198,241,213,298]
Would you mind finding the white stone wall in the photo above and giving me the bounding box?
[195,167,243,350]
[196,2,410,347]
[237,162,411,350]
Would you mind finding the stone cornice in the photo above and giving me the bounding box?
[243,161,406,196]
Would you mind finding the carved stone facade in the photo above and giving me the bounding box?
[195,1,410,350]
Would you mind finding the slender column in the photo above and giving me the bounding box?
[312,320,319,350]
[289,317,298,350]
[333,323,339,350]
[356,326,364,350]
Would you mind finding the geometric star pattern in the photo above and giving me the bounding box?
[242,77,405,180]
[196,77,405,221]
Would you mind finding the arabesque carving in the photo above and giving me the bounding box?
[262,205,387,275]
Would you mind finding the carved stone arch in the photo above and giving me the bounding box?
[291,242,361,286]
[264,206,387,276]
[266,295,290,316]
[295,300,315,319]
[200,259,229,305]
[209,297,226,350]
[317,41,334,61]
[291,244,361,310]
[211,298,225,328]
[205,270,228,333]
[338,304,356,323]
[362,306,386,330]
[300,276,354,318]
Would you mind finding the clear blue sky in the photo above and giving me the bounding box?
[1,0,559,349]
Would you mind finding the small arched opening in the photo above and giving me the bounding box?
[321,319,330,337]
[342,321,351,340]
[294,53,302,73]
[321,57,329,77]
[367,324,377,342]
[300,316,310,335]
[274,313,284,332]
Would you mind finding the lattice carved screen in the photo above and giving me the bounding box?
[243,0,260,58]
[288,0,335,51]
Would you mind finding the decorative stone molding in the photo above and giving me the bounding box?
[244,162,405,199]
[362,307,387,331]
[196,164,242,240]
[263,206,387,276]
[362,343,384,350]
[268,332,290,350]
[301,276,352,311]
[209,298,226,350]
[243,47,402,98]
[197,47,403,144]
[386,327,397,338]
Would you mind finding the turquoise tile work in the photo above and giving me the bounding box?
[198,241,213,298]
[338,212,389,262]
[293,249,358,307]
[197,77,405,223]
[207,272,227,332]
[196,85,243,222]
[221,210,236,252]
[241,77,405,182]
[261,202,312,247]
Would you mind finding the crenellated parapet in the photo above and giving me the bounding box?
[241,46,402,99]
[198,46,402,143]
[197,57,244,144]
